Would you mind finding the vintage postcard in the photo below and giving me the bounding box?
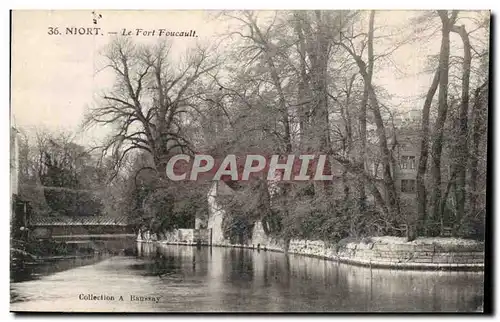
[10,9,489,313]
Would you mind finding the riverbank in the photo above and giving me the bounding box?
[140,231,484,271]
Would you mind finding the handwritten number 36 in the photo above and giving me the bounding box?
[48,27,60,35]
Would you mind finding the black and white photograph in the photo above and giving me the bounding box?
[9,9,490,313]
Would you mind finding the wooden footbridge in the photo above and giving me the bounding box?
[28,214,134,240]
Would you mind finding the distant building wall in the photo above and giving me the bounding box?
[394,134,420,195]
[207,182,226,244]
[195,217,205,229]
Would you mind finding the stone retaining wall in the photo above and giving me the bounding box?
[140,221,484,271]
[337,241,484,265]
[245,222,485,270]
[286,238,484,270]
[194,238,484,271]
[139,228,210,245]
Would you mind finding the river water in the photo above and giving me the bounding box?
[10,239,484,312]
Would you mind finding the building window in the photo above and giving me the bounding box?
[401,179,416,193]
[400,156,416,170]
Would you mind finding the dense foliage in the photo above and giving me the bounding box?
[15,10,489,243]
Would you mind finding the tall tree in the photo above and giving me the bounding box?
[429,10,458,234]
[336,10,401,217]
[356,10,374,213]
[415,68,440,235]
[84,38,219,177]
[450,22,472,233]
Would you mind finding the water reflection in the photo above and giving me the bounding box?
[10,238,137,283]
[10,242,484,312]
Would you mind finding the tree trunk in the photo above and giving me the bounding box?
[341,75,356,206]
[339,10,400,217]
[355,11,375,214]
[294,13,310,147]
[416,69,440,235]
[365,79,400,217]
[430,10,456,234]
[366,11,399,216]
[451,24,471,234]
[299,11,332,197]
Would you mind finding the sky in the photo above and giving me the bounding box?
[11,10,226,144]
[11,10,489,146]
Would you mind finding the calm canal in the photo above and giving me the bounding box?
[10,239,484,312]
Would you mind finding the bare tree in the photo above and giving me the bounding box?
[84,38,220,178]
[450,22,472,233]
[416,68,440,235]
[336,10,401,217]
[429,10,458,234]
[225,11,293,153]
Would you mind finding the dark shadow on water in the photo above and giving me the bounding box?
[10,238,138,283]
[227,248,254,283]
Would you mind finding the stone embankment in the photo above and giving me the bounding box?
[138,227,484,271]
[285,237,484,271]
